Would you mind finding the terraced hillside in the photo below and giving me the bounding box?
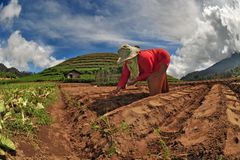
[41,53,118,76]
[10,53,119,83]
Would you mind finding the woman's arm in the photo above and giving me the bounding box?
[112,62,130,94]
[117,62,130,88]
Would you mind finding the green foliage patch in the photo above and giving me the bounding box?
[0,72,16,79]
[0,83,57,157]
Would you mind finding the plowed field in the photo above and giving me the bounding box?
[16,79,240,159]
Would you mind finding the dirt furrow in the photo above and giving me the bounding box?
[223,86,240,159]
[228,82,240,93]
[15,92,79,160]
[61,85,208,159]
[58,82,240,159]
[178,84,240,159]
[103,85,209,159]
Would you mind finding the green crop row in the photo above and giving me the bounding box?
[57,64,116,68]
[0,75,64,85]
[0,83,57,158]
[63,74,96,83]
[62,59,117,63]
[0,72,17,79]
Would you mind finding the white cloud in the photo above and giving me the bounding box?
[19,0,193,48]
[109,0,201,41]
[0,0,21,22]
[168,0,240,78]
[0,31,64,71]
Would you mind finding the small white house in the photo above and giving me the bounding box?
[65,70,81,79]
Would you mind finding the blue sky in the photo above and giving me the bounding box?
[0,0,239,78]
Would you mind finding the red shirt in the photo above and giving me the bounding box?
[117,48,171,89]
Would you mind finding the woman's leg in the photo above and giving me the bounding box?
[161,74,169,93]
[147,71,162,96]
[147,62,168,96]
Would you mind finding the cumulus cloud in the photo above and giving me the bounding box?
[19,0,195,48]
[0,31,64,71]
[109,0,201,42]
[0,0,21,22]
[168,0,240,78]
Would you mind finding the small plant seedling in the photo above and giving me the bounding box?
[107,144,117,157]
[91,122,100,131]
[217,154,224,160]
[100,116,111,128]
[99,116,118,135]
[119,120,129,133]
[154,128,171,160]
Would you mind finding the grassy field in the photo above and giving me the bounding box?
[0,82,57,158]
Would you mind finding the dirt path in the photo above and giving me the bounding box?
[15,91,78,160]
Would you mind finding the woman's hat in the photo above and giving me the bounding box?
[117,44,140,64]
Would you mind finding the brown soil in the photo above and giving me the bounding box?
[14,91,79,160]
[14,80,240,159]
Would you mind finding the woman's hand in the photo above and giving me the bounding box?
[111,86,122,95]
[127,79,138,86]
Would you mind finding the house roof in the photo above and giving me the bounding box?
[63,69,81,76]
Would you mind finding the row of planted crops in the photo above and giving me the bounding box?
[0,82,57,159]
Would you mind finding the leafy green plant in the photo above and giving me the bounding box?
[0,134,16,151]
[92,116,119,157]
[0,83,57,157]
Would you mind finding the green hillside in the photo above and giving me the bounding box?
[0,72,17,79]
[230,66,240,77]
[167,75,180,83]
[14,53,119,83]
[48,52,118,72]
[40,52,118,81]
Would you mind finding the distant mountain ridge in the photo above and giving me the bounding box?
[0,63,8,72]
[0,63,31,77]
[181,53,240,80]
